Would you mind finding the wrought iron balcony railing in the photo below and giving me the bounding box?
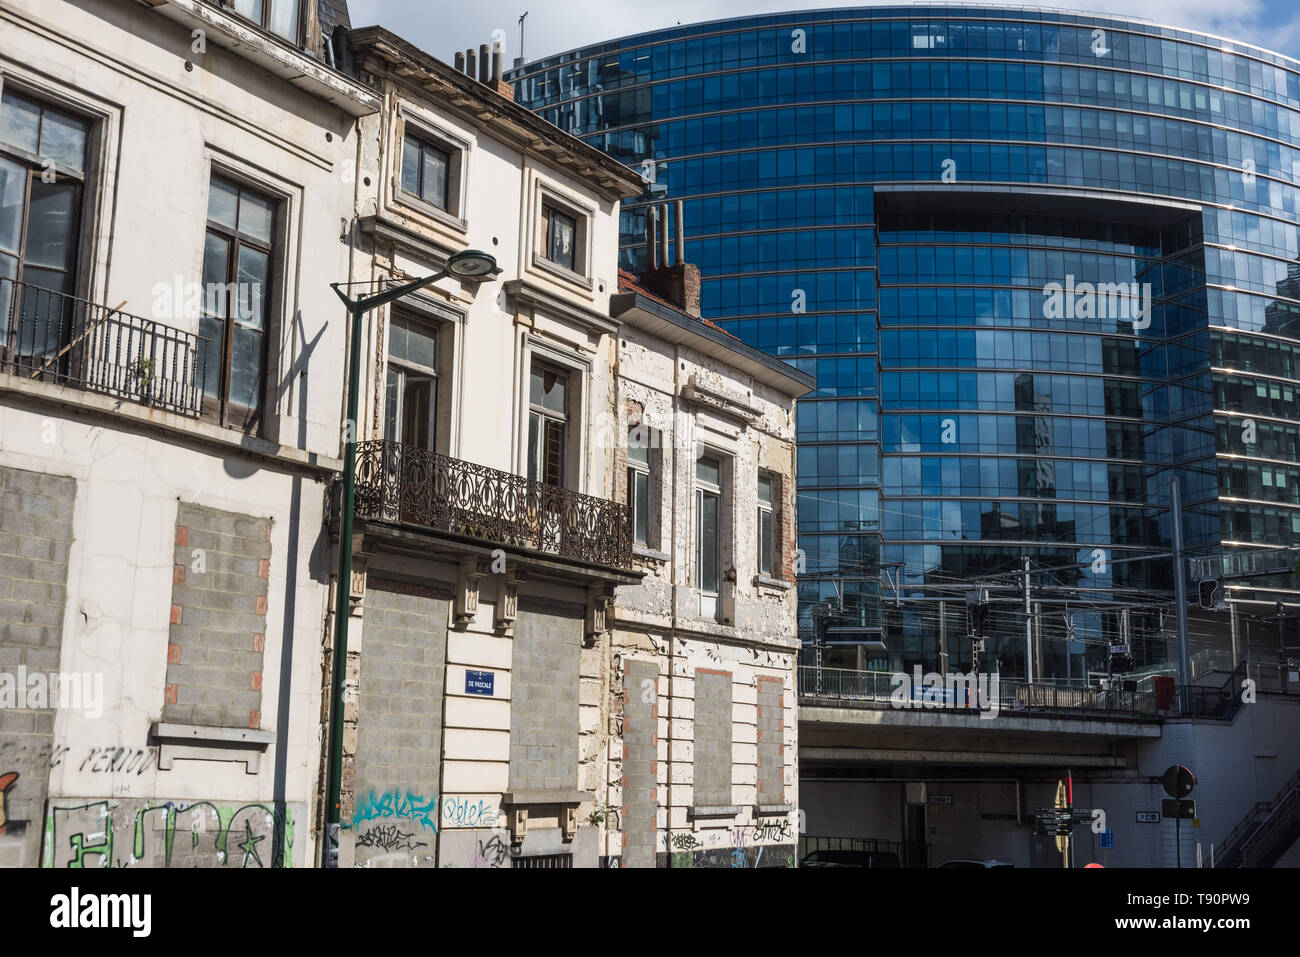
[353,440,633,569]
[0,278,207,417]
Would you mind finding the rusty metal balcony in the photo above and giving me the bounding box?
[352,440,633,570]
[0,277,207,417]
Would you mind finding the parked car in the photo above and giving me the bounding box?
[800,849,901,868]
[936,859,1015,868]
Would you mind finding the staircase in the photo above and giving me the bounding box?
[1215,767,1300,868]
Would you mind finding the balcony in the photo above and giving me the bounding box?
[0,278,207,418]
[352,440,634,571]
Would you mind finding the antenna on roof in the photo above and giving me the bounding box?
[518,12,528,64]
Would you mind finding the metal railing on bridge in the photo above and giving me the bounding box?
[797,666,1161,719]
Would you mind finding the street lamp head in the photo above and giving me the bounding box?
[445,249,497,279]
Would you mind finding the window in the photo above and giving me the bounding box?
[757,473,776,577]
[628,424,652,545]
[542,203,577,272]
[696,454,722,599]
[400,133,450,212]
[199,175,275,431]
[384,313,439,451]
[0,90,90,363]
[528,360,569,486]
[229,0,301,44]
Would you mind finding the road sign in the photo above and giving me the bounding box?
[1099,829,1114,849]
[1136,811,1160,823]
[1109,644,1130,655]
[465,669,495,695]
[1162,799,1196,819]
[1162,765,1195,799]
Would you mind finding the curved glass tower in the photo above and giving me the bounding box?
[510,7,1300,680]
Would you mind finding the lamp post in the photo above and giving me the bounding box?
[322,248,496,866]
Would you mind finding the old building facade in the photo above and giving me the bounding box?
[0,1,808,870]
[0,0,374,867]
[604,252,813,867]
[329,28,646,867]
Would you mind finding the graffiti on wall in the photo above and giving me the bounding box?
[0,771,26,837]
[43,799,299,868]
[352,789,438,831]
[441,796,500,829]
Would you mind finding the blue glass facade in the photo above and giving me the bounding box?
[511,8,1300,679]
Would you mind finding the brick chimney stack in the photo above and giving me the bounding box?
[638,200,700,318]
[454,41,515,101]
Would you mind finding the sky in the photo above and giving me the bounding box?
[345,0,1300,68]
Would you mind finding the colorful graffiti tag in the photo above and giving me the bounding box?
[43,799,299,868]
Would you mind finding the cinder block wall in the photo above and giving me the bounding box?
[509,606,580,791]
[621,658,659,867]
[0,466,75,868]
[165,502,271,729]
[351,582,448,867]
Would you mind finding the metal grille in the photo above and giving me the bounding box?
[353,440,633,568]
[0,278,207,417]
[511,853,572,869]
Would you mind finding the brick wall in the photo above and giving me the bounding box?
[622,659,658,867]
[755,676,784,804]
[352,582,447,866]
[509,605,580,791]
[0,466,75,868]
[693,669,733,807]
[164,502,270,729]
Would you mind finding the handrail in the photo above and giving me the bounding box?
[0,278,206,417]
[352,440,634,569]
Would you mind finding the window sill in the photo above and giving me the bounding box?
[150,722,275,774]
[633,545,670,562]
[0,370,342,478]
[394,191,467,234]
[531,252,593,292]
[754,575,792,592]
[689,805,741,820]
[755,803,793,816]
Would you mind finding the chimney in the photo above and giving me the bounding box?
[638,200,701,318]
[453,42,515,102]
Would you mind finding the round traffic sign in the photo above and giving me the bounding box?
[1162,765,1195,799]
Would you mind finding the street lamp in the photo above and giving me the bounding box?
[322,248,496,866]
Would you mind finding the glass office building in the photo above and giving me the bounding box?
[510,8,1300,680]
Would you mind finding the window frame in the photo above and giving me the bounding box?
[393,112,469,231]
[627,423,656,547]
[696,453,723,599]
[757,471,777,578]
[0,86,94,362]
[527,357,572,488]
[225,0,304,46]
[534,184,593,287]
[384,310,442,452]
[200,173,278,433]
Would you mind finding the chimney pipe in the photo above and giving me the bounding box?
[647,206,659,270]
[479,44,490,83]
[454,51,465,73]
[659,203,670,270]
[674,200,684,266]
[466,48,477,79]
[492,44,503,83]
